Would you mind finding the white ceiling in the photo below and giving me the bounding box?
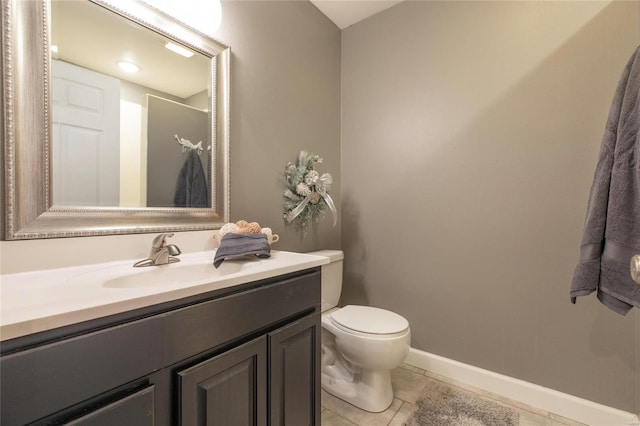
[51,1,210,100]
[309,0,403,29]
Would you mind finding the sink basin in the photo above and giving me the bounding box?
[66,256,262,289]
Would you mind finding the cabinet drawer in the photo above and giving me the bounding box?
[64,386,155,426]
[0,316,164,426]
[164,270,320,362]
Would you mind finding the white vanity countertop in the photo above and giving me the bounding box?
[0,250,329,342]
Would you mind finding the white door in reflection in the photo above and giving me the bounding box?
[52,59,120,207]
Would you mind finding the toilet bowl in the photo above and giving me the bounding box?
[309,250,411,413]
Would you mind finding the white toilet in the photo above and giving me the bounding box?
[310,250,411,413]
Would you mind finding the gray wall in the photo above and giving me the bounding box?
[341,0,640,413]
[216,1,342,252]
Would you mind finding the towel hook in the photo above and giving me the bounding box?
[174,134,203,155]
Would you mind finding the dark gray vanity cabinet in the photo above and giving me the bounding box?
[0,268,321,426]
[177,313,321,426]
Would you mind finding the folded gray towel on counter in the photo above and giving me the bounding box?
[570,45,640,315]
[213,233,271,268]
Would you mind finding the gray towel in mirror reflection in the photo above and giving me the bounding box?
[174,149,209,208]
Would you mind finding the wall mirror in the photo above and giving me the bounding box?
[2,0,230,239]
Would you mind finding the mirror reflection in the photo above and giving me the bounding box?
[51,0,212,208]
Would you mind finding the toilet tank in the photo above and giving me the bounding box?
[308,250,344,312]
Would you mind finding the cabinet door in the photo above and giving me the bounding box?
[269,313,320,426]
[64,386,154,426]
[178,336,267,426]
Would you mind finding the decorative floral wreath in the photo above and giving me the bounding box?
[283,151,337,229]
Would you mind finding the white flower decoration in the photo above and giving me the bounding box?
[296,182,311,197]
[305,170,319,187]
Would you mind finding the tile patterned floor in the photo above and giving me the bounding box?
[321,363,586,426]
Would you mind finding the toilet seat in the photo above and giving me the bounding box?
[330,305,409,335]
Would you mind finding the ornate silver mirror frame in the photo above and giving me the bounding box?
[2,0,230,240]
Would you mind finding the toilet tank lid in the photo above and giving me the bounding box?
[332,305,409,335]
[308,250,343,262]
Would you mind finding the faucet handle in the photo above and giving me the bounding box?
[152,233,174,249]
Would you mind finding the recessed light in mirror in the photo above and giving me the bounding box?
[117,61,140,73]
[164,42,195,58]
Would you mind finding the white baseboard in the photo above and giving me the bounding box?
[405,348,639,426]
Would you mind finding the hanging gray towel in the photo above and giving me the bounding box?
[213,233,271,268]
[173,149,209,208]
[570,46,640,315]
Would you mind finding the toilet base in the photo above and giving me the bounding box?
[322,368,394,413]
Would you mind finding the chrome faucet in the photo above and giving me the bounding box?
[133,233,182,267]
